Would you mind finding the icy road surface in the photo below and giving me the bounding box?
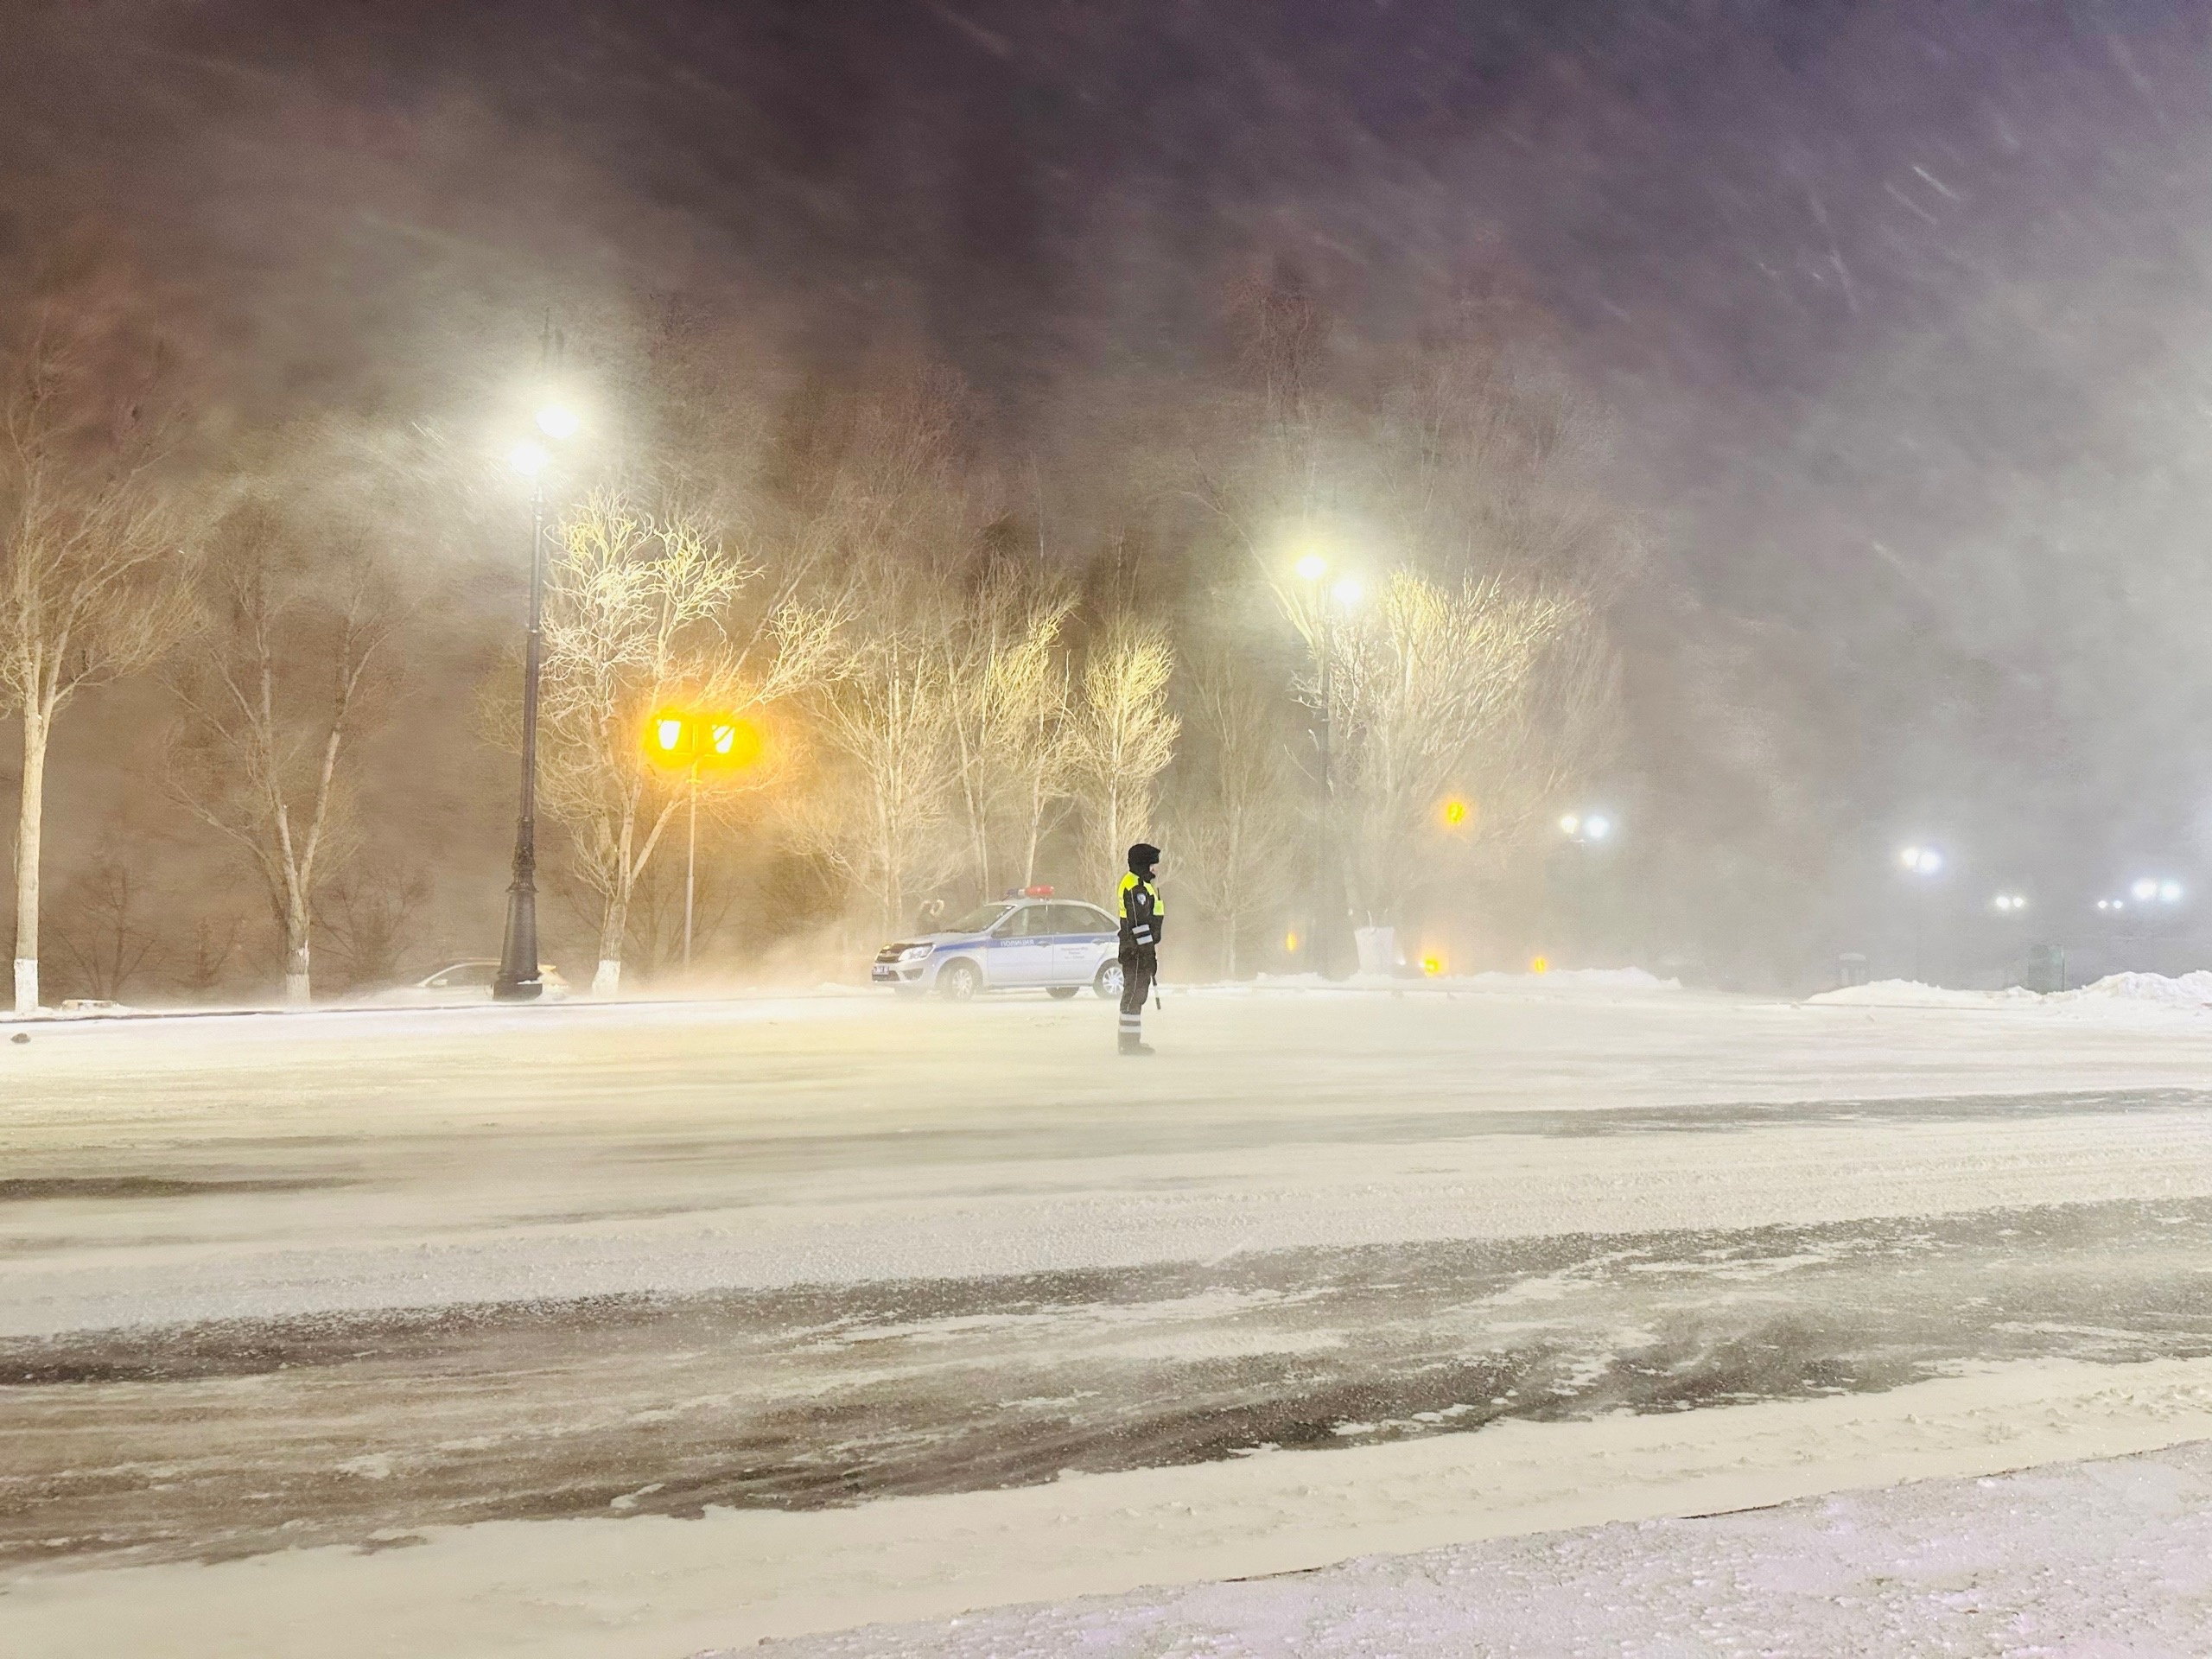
[10,982,2212,1654]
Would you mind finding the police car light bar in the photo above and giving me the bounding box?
[1024,885,1053,897]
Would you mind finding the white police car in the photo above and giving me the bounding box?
[873,894,1123,1001]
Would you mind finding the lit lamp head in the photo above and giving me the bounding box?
[536,404,581,439]
[1294,553,1328,582]
[508,439,550,478]
[645,710,697,767]
[1330,576,1363,607]
[702,717,764,770]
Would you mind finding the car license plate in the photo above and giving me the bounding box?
[870,965,895,981]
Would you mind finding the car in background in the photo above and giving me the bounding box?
[367,961,573,1005]
[873,896,1122,1001]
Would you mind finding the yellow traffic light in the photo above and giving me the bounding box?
[1440,796,1471,830]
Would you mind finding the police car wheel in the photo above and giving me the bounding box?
[1046,985,1080,1000]
[1094,962,1123,1000]
[938,960,982,1001]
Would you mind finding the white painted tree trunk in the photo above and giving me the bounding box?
[283,940,311,1006]
[12,707,46,1015]
[593,880,628,998]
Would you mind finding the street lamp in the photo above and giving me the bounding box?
[1551,810,1618,963]
[1560,810,1614,846]
[1897,842,1945,982]
[644,709,762,969]
[1293,550,1362,978]
[493,404,580,1002]
[1991,893,2029,912]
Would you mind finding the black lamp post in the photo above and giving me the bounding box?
[494,410,575,1001]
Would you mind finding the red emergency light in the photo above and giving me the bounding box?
[1023,885,1054,897]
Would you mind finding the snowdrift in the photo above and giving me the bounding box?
[1810,970,2212,1016]
[1241,966,1682,993]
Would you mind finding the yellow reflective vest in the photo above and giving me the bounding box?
[1117,872,1163,949]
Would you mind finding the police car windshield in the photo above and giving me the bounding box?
[944,902,1015,933]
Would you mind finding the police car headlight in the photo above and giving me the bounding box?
[897,944,933,962]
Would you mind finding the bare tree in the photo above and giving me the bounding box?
[795,629,957,937]
[1167,656,1295,978]
[166,501,400,1003]
[0,309,191,1013]
[315,856,432,993]
[50,851,164,1002]
[945,566,1074,901]
[531,489,837,995]
[1071,615,1179,905]
[1322,570,1578,930]
[1008,639,1078,891]
[175,911,244,1000]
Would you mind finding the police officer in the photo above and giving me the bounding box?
[1116,842,1164,1056]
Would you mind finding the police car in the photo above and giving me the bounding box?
[872,892,1123,1001]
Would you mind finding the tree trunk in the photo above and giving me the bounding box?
[1023,770,1046,888]
[594,803,639,997]
[13,706,47,1014]
[283,898,311,1006]
[593,896,626,996]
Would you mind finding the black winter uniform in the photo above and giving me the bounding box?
[1116,842,1163,1053]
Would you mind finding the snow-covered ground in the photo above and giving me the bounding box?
[9,981,2212,1655]
[742,1433,2212,1656]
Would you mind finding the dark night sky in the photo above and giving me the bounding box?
[10,0,2212,979]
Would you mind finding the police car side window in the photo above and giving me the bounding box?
[1065,905,1109,934]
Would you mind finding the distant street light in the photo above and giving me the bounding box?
[1560,811,1614,846]
[1293,549,1363,978]
[1549,810,1617,963]
[1992,893,2028,912]
[493,404,582,1002]
[1897,842,1946,982]
[645,709,763,968]
[2128,877,2183,906]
